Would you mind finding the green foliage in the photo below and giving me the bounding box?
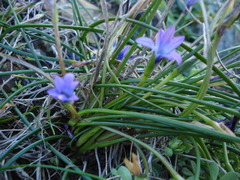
[209,162,220,180]
[164,137,193,157]
[0,0,240,179]
[112,166,132,180]
[220,172,240,180]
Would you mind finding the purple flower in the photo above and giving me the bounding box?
[186,0,198,8]
[217,119,237,132]
[47,73,79,102]
[136,26,185,65]
[117,45,138,61]
[210,72,232,81]
[117,46,130,60]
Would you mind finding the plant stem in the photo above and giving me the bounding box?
[223,142,234,172]
[52,0,66,75]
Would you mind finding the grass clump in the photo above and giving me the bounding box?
[0,0,240,179]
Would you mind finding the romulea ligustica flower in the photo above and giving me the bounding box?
[136,26,185,66]
[47,73,79,102]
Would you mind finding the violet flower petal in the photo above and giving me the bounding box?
[166,36,185,52]
[63,73,74,82]
[155,29,165,47]
[136,37,155,50]
[186,0,198,8]
[54,75,65,92]
[164,51,182,66]
[47,89,60,98]
[161,26,175,45]
[64,73,79,90]
[117,46,130,60]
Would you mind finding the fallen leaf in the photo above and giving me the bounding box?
[123,152,141,176]
[219,123,236,136]
[191,121,214,130]
[72,61,93,67]
[0,103,16,113]
[21,14,45,24]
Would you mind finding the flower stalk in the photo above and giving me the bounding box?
[66,103,80,126]
[137,54,156,87]
[44,0,66,75]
